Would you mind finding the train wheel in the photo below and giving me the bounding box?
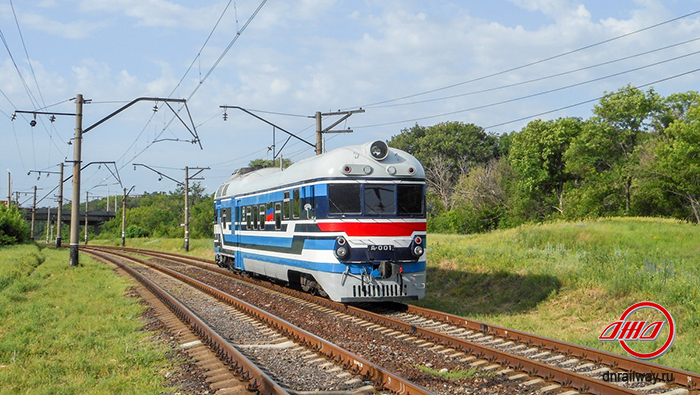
[300,274,328,298]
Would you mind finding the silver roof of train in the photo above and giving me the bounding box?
[216,141,424,199]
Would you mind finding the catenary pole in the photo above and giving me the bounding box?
[6,171,10,207]
[84,191,89,244]
[30,186,37,240]
[56,163,64,247]
[69,94,83,266]
[184,166,189,252]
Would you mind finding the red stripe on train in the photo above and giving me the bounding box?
[317,222,426,237]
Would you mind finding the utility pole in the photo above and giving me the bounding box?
[121,188,126,246]
[185,167,189,252]
[84,191,89,244]
[13,96,199,265]
[69,94,84,266]
[28,164,65,247]
[312,109,364,155]
[184,166,208,252]
[120,186,135,247]
[132,164,207,252]
[30,186,37,240]
[57,163,64,247]
[46,207,51,243]
[6,171,10,207]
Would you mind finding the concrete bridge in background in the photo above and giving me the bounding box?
[20,207,116,236]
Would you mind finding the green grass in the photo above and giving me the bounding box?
[0,244,177,394]
[416,365,492,380]
[415,217,700,373]
[91,238,214,259]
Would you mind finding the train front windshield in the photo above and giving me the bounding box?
[328,183,424,217]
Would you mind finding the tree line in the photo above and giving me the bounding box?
[3,84,698,246]
[388,85,700,233]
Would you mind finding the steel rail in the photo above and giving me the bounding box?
[401,304,699,394]
[87,245,699,394]
[83,249,289,395]
[84,246,435,395]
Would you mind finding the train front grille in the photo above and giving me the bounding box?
[352,283,408,298]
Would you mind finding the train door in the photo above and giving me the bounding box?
[234,199,243,269]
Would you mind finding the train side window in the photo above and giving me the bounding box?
[293,189,300,219]
[259,204,266,229]
[225,208,232,230]
[252,205,258,230]
[283,191,290,220]
[275,202,282,230]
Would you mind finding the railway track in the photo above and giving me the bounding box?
[85,245,699,395]
[83,246,435,395]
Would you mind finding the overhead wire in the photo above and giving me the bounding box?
[116,0,268,176]
[3,3,69,166]
[167,0,234,98]
[355,9,700,109]
[369,36,700,109]
[354,48,700,129]
[483,67,700,130]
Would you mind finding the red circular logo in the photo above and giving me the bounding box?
[617,301,675,359]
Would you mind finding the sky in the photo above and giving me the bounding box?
[2,0,700,208]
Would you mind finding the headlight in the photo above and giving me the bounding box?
[336,246,348,258]
[334,237,350,260]
[412,245,424,257]
[368,140,388,161]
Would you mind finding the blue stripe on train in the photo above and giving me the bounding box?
[239,250,426,275]
[223,234,335,250]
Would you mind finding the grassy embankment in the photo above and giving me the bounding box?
[0,244,182,394]
[418,217,699,373]
[94,217,700,373]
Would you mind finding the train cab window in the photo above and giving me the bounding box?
[274,202,282,230]
[293,189,300,219]
[259,205,266,229]
[283,191,290,219]
[397,185,424,216]
[328,184,361,215]
[364,184,396,215]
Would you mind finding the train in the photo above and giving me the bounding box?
[213,140,426,303]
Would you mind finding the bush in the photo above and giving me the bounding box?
[0,205,29,246]
[125,225,149,238]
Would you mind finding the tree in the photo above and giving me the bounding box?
[649,105,700,222]
[565,86,661,215]
[0,204,29,245]
[248,158,293,169]
[653,91,700,131]
[453,158,511,232]
[509,118,582,216]
[388,121,499,210]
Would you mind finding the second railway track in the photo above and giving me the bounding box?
[84,245,700,395]
[83,246,436,395]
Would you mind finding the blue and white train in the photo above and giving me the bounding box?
[213,140,426,302]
